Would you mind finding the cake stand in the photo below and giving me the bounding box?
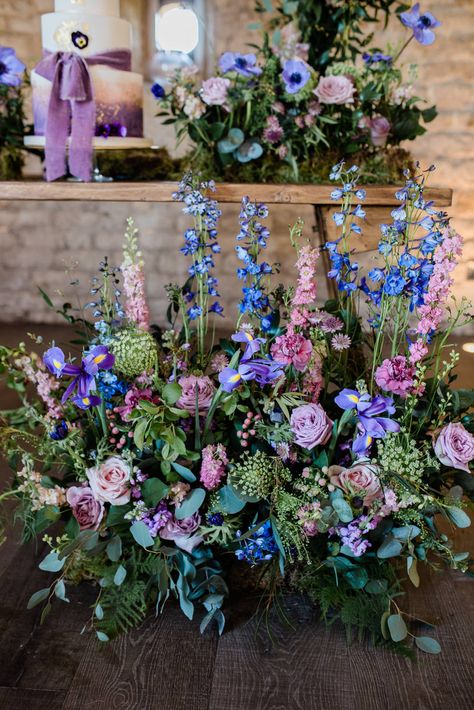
[24,136,154,182]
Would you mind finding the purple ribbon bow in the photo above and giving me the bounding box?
[34,49,132,182]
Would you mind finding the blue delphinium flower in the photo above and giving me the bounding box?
[235,520,278,565]
[281,59,311,94]
[97,371,128,409]
[173,173,224,324]
[400,3,440,46]
[235,197,274,328]
[50,420,68,441]
[219,51,262,77]
[0,46,25,87]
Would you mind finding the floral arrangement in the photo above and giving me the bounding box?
[1,163,473,655]
[0,45,27,180]
[153,1,439,184]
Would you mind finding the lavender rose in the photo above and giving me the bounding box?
[313,75,355,105]
[369,115,391,146]
[290,403,333,450]
[329,461,382,506]
[66,485,104,530]
[177,375,216,414]
[201,76,231,107]
[86,456,131,505]
[159,513,203,553]
[434,422,474,472]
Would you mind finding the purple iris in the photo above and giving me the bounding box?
[0,46,25,87]
[282,59,310,94]
[335,389,400,454]
[43,345,114,408]
[231,331,265,360]
[219,52,262,77]
[219,359,283,393]
[400,4,440,45]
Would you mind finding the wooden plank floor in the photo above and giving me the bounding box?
[0,325,473,710]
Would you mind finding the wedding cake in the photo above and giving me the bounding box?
[27,0,151,180]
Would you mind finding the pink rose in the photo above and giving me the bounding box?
[201,76,231,107]
[369,115,391,146]
[271,332,313,372]
[177,375,216,414]
[329,461,382,506]
[159,513,203,553]
[66,485,104,530]
[434,423,474,472]
[86,456,131,505]
[314,75,355,105]
[290,403,333,450]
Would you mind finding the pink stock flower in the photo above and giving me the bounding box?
[200,444,228,490]
[86,456,131,505]
[293,245,320,306]
[375,356,416,398]
[409,339,428,364]
[314,75,355,105]
[434,423,474,472]
[121,232,150,331]
[290,403,333,450]
[301,359,323,402]
[177,375,216,414]
[66,485,104,530]
[271,332,313,372]
[201,76,231,107]
[15,354,63,420]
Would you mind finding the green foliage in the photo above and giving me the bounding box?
[95,578,148,639]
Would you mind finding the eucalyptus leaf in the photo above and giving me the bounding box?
[171,461,196,482]
[113,564,127,587]
[95,603,104,620]
[407,556,420,588]
[218,485,246,514]
[377,537,403,559]
[415,636,441,654]
[445,506,471,529]
[175,488,206,520]
[96,631,109,642]
[130,521,155,548]
[331,497,354,523]
[54,579,69,602]
[365,579,388,594]
[392,525,421,541]
[106,536,122,562]
[142,478,169,507]
[27,587,50,610]
[344,567,368,590]
[39,551,65,573]
[387,613,408,642]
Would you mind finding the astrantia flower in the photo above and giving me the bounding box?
[263,115,284,145]
[282,59,311,94]
[219,51,262,77]
[331,334,351,351]
[400,3,440,45]
[0,46,25,87]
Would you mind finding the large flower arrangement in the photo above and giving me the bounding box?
[0,46,27,179]
[1,164,473,654]
[153,2,439,184]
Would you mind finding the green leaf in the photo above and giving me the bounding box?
[387,614,408,642]
[54,579,69,602]
[344,567,368,590]
[107,504,132,527]
[106,536,122,562]
[377,537,403,559]
[175,488,206,520]
[331,496,353,523]
[218,485,246,514]
[445,506,471,529]
[27,587,50,609]
[134,419,148,450]
[365,579,388,594]
[39,551,65,573]
[162,382,182,406]
[38,286,54,308]
[415,636,441,654]
[130,521,155,548]
[380,610,391,640]
[141,478,169,507]
[114,564,127,587]
[407,556,420,588]
[96,631,109,642]
[392,525,421,541]
[171,461,196,482]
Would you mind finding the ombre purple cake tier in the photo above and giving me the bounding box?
[31,65,144,138]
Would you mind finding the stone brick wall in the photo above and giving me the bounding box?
[0,0,472,327]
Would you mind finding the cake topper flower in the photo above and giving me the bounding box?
[71,31,89,51]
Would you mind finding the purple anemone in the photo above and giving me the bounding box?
[400,4,440,45]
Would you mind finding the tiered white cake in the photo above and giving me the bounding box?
[30,0,149,145]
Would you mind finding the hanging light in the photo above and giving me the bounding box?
[155,3,199,54]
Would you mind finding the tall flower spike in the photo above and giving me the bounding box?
[121,218,150,331]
